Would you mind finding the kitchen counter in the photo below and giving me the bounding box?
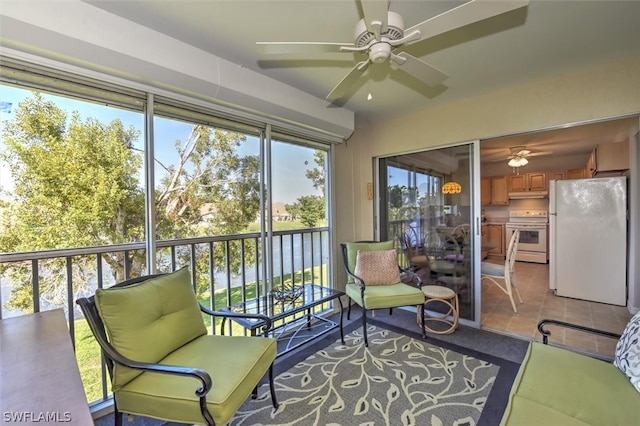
[484,218,508,224]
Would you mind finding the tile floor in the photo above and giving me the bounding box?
[481,258,633,359]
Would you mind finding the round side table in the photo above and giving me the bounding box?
[418,285,459,334]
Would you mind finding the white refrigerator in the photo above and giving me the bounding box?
[549,176,627,305]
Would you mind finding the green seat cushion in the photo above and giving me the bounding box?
[95,267,207,389]
[501,342,640,426]
[501,397,592,426]
[116,334,277,426]
[346,282,424,310]
[344,241,394,284]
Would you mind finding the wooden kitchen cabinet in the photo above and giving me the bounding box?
[547,170,566,182]
[508,174,527,192]
[483,223,504,258]
[481,176,509,205]
[567,168,588,179]
[588,141,629,176]
[481,177,491,206]
[509,172,547,192]
[481,224,488,259]
[586,149,596,176]
[490,176,509,205]
[529,172,547,191]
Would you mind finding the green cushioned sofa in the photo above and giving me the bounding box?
[501,319,640,425]
[76,267,279,426]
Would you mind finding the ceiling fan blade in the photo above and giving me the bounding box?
[257,41,355,54]
[360,0,390,39]
[393,52,449,87]
[405,0,529,41]
[527,151,553,157]
[326,60,370,101]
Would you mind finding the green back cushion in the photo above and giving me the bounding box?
[95,266,207,389]
[345,241,394,283]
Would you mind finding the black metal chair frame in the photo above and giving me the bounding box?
[340,243,426,347]
[538,318,621,345]
[76,274,279,426]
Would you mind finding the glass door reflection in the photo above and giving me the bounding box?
[379,144,475,320]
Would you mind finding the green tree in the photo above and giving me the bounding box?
[388,184,406,210]
[289,195,325,228]
[0,94,260,310]
[285,150,326,228]
[284,202,301,221]
[305,150,325,191]
[0,94,144,308]
[153,125,261,294]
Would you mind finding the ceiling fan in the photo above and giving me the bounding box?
[506,145,553,168]
[256,0,530,101]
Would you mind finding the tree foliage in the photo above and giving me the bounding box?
[153,125,261,295]
[305,151,325,191]
[0,94,260,309]
[286,150,326,227]
[286,195,325,228]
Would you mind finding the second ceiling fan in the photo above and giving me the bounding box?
[257,0,530,101]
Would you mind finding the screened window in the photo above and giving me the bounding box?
[0,57,335,406]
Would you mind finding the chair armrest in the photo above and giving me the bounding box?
[199,304,273,334]
[75,297,211,397]
[344,268,366,288]
[95,330,212,397]
[537,319,621,345]
[399,266,423,288]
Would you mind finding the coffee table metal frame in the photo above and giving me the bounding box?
[219,283,345,357]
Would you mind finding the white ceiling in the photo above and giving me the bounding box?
[84,0,639,155]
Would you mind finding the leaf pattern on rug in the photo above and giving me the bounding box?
[230,325,499,426]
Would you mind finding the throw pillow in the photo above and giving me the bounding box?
[344,240,395,284]
[613,311,640,393]
[354,249,401,285]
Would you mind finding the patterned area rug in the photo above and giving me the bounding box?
[230,325,504,426]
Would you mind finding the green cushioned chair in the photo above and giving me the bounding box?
[341,241,426,346]
[76,266,278,426]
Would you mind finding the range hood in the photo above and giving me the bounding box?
[508,191,548,199]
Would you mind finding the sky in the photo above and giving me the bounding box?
[0,84,321,204]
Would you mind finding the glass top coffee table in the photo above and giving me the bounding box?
[219,283,345,357]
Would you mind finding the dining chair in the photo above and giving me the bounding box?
[481,228,524,313]
[400,227,430,272]
[452,224,471,245]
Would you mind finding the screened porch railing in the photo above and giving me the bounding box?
[0,227,329,408]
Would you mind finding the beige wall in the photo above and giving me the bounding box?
[334,54,640,302]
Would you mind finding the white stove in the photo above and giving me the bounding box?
[506,210,548,263]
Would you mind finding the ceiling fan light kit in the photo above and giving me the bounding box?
[257,0,530,102]
[507,145,532,174]
[508,156,528,168]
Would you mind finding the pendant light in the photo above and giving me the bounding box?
[442,181,462,194]
[442,149,462,194]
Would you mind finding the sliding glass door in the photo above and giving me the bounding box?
[378,142,480,322]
